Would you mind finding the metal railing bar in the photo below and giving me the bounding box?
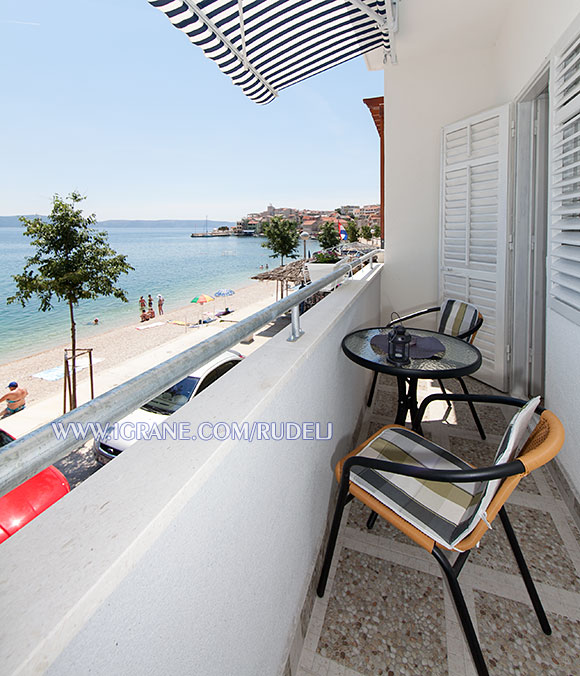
[0,250,381,496]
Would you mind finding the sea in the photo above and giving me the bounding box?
[0,219,281,365]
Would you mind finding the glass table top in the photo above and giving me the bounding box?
[342,327,482,379]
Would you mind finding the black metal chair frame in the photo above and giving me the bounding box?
[367,304,486,439]
[317,394,552,676]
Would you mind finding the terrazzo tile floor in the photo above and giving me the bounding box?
[297,375,580,676]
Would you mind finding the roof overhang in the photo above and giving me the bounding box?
[147,0,399,104]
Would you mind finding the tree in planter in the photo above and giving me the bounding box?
[345,220,360,243]
[317,221,340,250]
[261,216,299,266]
[360,224,372,241]
[8,192,133,409]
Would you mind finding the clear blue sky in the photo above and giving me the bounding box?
[0,0,383,222]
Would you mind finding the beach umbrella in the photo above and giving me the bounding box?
[190,294,215,305]
[214,288,235,311]
[190,294,215,323]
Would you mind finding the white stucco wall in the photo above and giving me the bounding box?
[494,0,580,101]
[382,3,580,492]
[0,267,381,676]
[382,44,504,318]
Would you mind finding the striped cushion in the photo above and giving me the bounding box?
[350,398,540,549]
[438,299,479,339]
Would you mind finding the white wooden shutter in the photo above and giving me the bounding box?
[549,26,580,324]
[440,105,511,390]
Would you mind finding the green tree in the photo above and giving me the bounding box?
[8,192,133,409]
[317,221,340,250]
[345,220,360,243]
[372,224,381,239]
[360,224,372,241]
[261,216,299,266]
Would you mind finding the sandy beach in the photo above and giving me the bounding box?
[0,280,278,411]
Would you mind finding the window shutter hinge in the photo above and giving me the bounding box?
[508,233,514,251]
[529,348,534,364]
[533,119,539,136]
[506,344,512,362]
[510,120,516,138]
[531,235,535,251]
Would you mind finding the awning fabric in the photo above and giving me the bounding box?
[147,0,391,104]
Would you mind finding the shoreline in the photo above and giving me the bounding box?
[0,280,278,410]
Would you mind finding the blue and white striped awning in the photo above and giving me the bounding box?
[147,0,396,104]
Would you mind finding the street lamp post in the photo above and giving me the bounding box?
[300,230,309,260]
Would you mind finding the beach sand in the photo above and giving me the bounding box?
[0,280,278,410]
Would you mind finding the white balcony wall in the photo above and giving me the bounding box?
[382,2,580,493]
[0,266,381,676]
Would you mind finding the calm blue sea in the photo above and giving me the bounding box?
[0,224,278,365]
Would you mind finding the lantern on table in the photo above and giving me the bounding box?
[387,323,411,365]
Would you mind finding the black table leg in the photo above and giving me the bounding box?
[367,371,378,408]
[407,377,419,429]
[395,375,409,425]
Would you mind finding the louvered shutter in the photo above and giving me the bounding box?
[440,105,511,390]
[550,28,580,324]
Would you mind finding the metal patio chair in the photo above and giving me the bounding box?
[317,393,565,676]
[369,298,486,439]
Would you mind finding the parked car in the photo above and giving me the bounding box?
[0,429,70,544]
[94,350,244,464]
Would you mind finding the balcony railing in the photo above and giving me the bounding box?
[0,250,380,497]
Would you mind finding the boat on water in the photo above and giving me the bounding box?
[190,231,231,237]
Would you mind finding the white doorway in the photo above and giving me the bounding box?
[511,70,549,398]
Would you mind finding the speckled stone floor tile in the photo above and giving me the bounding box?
[346,500,421,547]
[373,389,398,420]
[475,590,580,675]
[471,504,580,593]
[448,436,541,495]
[447,403,509,436]
[317,548,448,676]
[565,513,580,549]
[545,466,565,498]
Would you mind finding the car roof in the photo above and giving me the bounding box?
[0,466,70,543]
[187,349,243,380]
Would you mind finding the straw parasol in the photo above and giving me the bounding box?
[252,259,311,299]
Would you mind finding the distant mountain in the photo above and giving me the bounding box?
[0,216,236,230]
[0,215,42,227]
[100,219,236,231]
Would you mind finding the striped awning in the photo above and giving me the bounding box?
[147,0,396,104]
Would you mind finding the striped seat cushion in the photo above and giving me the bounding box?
[438,299,480,340]
[350,398,540,548]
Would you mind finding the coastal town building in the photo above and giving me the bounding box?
[237,203,380,237]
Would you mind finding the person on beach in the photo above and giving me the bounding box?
[93,318,99,325]
[139,296,146,311]
[1,382,28,417]
[157,294,164,315]
[146,308,155,320]
[148,294,153,310]
[140,309,149,322]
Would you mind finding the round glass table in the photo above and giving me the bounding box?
[341,327,482,428]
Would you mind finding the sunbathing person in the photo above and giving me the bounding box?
[1,382,28,417]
